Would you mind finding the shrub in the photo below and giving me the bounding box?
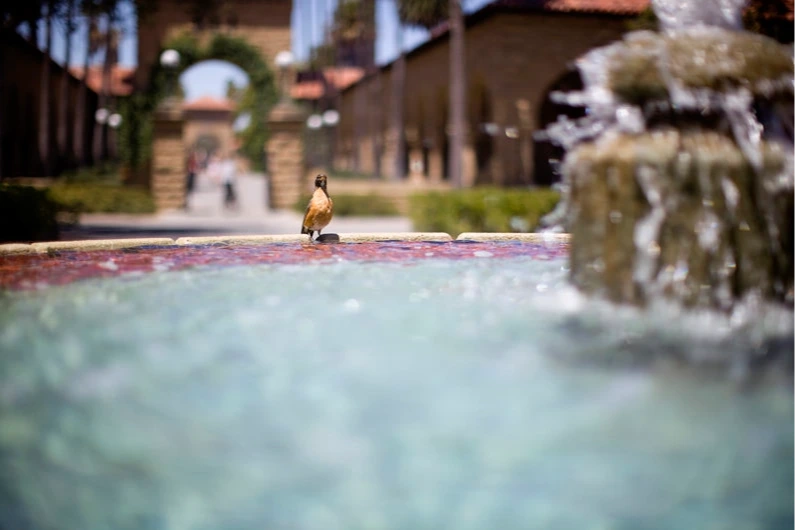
[48,183,157,215]
[60,163,123,185]
[0,185,59,243]
[294,193,400,217]
[409,187,560,237]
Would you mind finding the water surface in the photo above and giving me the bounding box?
[0,243,791,529]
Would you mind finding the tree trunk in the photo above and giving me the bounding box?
[448,0,465,188]
[94,6,114,164]
[0,36,4,180]
[391,22,406,180]
[38,0,52,176]
[75,13,93,167]
[58,0,75,169]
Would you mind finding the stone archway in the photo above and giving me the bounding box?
[133,32,278,210]
[122,0,290,210]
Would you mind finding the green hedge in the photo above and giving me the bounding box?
[48,183,156,215]
[0,185,60,243]
[409,187,560,237]
[294,193,400,217]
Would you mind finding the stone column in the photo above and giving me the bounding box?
[461,128,477,187]
[151,104,185,211]
[266,100,306,210]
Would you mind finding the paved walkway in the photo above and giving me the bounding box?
[59,172,413,240]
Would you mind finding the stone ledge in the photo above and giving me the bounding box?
[0,243,36,255]
[176,234,310,245]
[31,238,177,253]
[456,232,572,243]
[332,232,453,243]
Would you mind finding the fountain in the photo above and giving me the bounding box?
[0,1,792,527]
[541,0,794,312]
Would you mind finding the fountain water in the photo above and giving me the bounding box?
[540,0,794,311]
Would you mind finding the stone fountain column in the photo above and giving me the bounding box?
[545,24,794,311]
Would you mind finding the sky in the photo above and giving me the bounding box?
[30,0,492,102]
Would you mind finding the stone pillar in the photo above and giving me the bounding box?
[462,129,477,187]
[151,104,185,211]
[380,128,399,180]
[266,100,306,210]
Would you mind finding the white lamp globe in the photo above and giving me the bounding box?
[306,114,323,129]
[108,113,123,128]
[275,51,294,68]
[160,49,181,68]
[321,109,340,126]
[95,108,109,124]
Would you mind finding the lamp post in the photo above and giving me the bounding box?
[93,107,109,162]
[159,49,181,110]
[274,50,293,103]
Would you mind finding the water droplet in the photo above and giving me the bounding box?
[609,211,623,224]
[98,259,118,271]
[673,262,689,282]
[474,251,493,258]
[647,242,661,257]
[343,299,360,312]
[591,258,605,273]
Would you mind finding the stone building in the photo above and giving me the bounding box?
[0,30,110,178]
[333,0,649,187]
[182,96,237,158]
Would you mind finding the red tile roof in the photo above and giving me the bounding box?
[182,96,236,112]
[291,67,366,100]
[68,65,136,96]
[517,0,650,15]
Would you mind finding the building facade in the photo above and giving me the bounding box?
[333,0,648,186]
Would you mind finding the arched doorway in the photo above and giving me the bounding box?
[533,68,585,186]
[119,32,278,209]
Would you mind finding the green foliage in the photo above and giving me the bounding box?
[47,183,156,215]
[397,0,447,28]
[119,32,277,173]
[60,162,123,184]
[330,169,374,180]
[0,185,60,243]
[409,187,560,237]
[293,193,400,217]
[625,6,657,32]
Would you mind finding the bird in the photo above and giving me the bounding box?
[301,174,334,240]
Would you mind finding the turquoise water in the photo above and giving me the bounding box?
[0,255,792,529]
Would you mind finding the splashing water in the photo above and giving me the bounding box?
[652,0,746,32]
[538,0,794,310]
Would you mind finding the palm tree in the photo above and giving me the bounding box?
[447,0,465,188]
[76,0,100,166]
[391,4,406,181]
[93,0,117,163]
[397,0,465,187]
[57,0,77,169]
[39,0,54,175]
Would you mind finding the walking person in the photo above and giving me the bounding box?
[221,153,239,211]
[184,151,198,210]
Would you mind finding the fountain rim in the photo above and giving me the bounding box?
[0,233,572,255]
